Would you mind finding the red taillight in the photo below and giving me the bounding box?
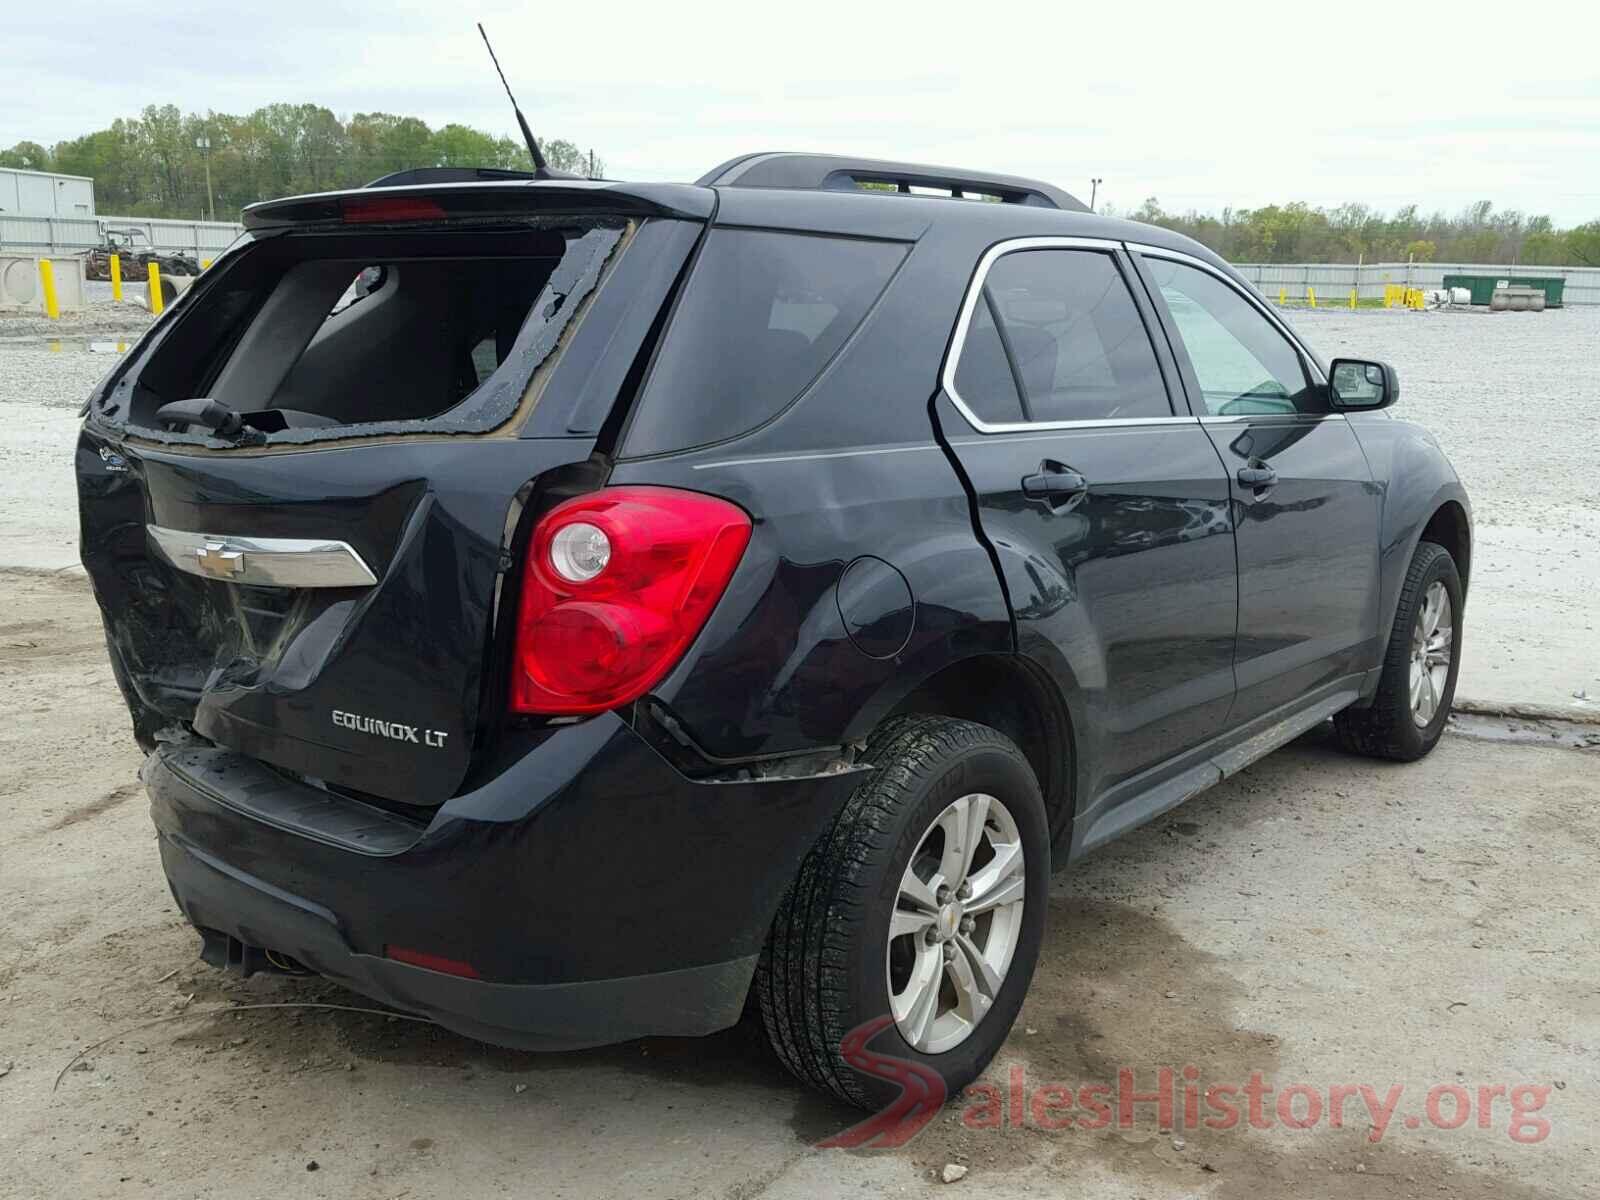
[341,195,448,224]
[384,945,480,978]
[510,486,752,715]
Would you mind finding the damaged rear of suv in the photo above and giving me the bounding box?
[78,168,914,1057]
[82,183,698,806]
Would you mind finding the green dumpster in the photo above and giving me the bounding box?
[1441,274,1499,306]
[1441,273,1566,308]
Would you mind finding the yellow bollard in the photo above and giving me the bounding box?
[110,254,123,302]
[1307,286,1317,309]
[38,258,61,320]
[1278,286,1286,306]
[148,262,165,315]
[200,259,212,270]
[1349,288,1357,310]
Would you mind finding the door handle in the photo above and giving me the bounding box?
[1236,464,1277,488]
[1022,469,1088,503]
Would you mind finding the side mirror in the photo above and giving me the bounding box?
[1328,358,1399,411]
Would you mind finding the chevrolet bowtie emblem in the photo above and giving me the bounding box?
[195,540,244,578]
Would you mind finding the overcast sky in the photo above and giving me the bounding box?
[5,0,1599,224]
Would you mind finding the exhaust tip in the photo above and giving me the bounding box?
[195,928,314,978]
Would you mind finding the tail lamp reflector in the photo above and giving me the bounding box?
[509,486,752,715]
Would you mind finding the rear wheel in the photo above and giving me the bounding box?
[1335,540,1462,761]
[756,715,1049,1109]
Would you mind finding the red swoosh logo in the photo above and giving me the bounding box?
[817,1015,948,1149]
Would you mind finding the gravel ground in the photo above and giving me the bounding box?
[1281,306,1600,710]
[1281,305,1599,534]
[0,569,1595,1200]
[1,293,154,340]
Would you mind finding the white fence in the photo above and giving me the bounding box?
[0,214,244,258]
[1233,261,1599,306]
[4,215,1596,306]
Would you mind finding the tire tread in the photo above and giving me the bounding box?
[755,715,1031,1107]
[1334,540,1457,761]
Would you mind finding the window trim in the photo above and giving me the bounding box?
[941,236,1188,434]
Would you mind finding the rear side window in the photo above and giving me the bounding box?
[621,229,906,455]
[951,249,1171,425]
[952,293,1025,423]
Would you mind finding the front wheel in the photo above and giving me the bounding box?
[1335,539,1463,761]
[756,715,1050,1110]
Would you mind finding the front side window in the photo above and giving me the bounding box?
[1145,258,1320,415]
[951,249,1170,425]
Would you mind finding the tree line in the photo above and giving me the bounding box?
[4,106,1597,265]
[1110,197,1599,267]
[0,103,601,222]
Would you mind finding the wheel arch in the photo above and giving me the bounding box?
[1420,499,1471,595]
[880,651,1076,854]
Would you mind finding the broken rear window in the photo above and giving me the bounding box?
[96,218,627,446]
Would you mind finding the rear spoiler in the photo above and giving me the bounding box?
[241,180,715,229]
[365,166,543,188]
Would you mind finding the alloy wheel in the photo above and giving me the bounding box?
[1410,580,1453,727]
[886,793,1027,1053]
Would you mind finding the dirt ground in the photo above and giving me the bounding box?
[2,570,1596,1199]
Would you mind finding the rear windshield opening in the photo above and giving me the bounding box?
[113,219,626,444]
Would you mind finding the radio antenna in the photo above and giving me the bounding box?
[478,22,550,173]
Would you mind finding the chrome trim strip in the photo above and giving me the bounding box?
[692,442,946,470]
[147,525,378,588]
[1198,413,1345,426]
[1123,241,1328,384]
[951,414,1200,435]
[939,236,1151,434]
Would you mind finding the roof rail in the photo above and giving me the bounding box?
[695,152,1087,212]
[364,166,540,189]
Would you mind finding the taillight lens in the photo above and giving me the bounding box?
[509,486,752,714]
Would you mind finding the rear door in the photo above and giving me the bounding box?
[1131,248,1381,724]
[78,196,705,807]
[934,238,1238,798]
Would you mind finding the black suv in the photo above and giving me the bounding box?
[76,153,1470,1108]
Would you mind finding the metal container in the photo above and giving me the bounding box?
[1489,287,1546,312]
[1507,276,1566,308]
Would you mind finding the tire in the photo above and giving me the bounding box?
[756,714,1050,1110]
[1335,540,1463,761]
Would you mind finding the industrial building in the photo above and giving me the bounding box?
[0,167,96,219]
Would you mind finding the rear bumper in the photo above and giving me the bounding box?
[145,714,862,1049]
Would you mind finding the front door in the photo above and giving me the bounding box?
[935,240,1238,803]
[1133,250,1382,725]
